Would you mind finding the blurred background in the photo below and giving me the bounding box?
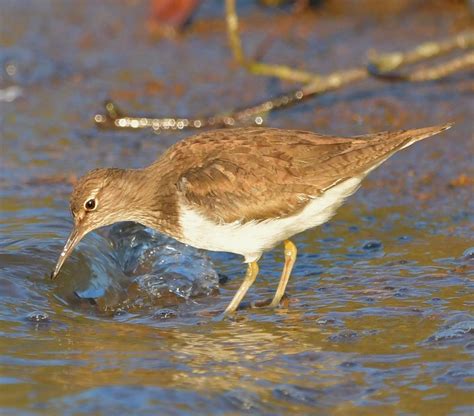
[1,1,473,414]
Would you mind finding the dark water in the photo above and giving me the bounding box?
[1,1,473,415]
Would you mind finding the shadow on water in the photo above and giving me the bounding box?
[1,1,473,414]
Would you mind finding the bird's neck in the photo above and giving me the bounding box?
[121,167,182,239]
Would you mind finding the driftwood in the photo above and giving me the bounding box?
[94,1,473,132]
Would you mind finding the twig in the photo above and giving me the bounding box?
[368,50,474,82]
[226,0,473,84]
[93,4,473,132]
[407,51,474,82]
[95,89,310,132]
[368,32,474,74]
[225,0,321,83]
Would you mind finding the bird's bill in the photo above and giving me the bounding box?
[51,226,84,280]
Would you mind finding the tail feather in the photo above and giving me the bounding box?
[343,122,454,180]
[397,122,453,150]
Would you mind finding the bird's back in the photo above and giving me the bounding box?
[150,124,451,224]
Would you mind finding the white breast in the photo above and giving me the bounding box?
[178,177,362,262]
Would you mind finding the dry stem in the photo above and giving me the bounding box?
[93,3,473,132]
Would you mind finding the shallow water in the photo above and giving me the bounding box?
[1,1,473,415]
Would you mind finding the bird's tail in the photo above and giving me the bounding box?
[347,122,454,179]
[397,122,454,150]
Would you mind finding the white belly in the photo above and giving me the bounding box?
[178,177,362,262]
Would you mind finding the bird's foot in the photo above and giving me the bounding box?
[250,294,290,309]
[250,298,272,308]
[208,294,292,321]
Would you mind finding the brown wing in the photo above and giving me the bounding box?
[169,125,450,223]
[177,156,317,223]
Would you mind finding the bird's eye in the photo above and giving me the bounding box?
[84,198,97,211]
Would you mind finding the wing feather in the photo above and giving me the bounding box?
[164,126,445,223]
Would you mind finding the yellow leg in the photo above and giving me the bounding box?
[223,261,259,315]
[270,240,297,308]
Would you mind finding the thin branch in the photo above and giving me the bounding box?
[93,5,473,133]
[225,0,321,83]
[369,50,474,82]
[95,89,310,132]
[408,51,474,82]
[368,31,474,74]
[226,0,473,84]
[225,0,244,64]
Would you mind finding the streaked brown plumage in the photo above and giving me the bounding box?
[52,123,452,315]
[167,126,446,223]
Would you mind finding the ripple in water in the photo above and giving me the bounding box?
[425,314,474,346]
[73,222,219,314]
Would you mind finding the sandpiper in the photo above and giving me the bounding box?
[52,123,452,315]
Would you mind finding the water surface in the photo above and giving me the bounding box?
[1,1,473,414]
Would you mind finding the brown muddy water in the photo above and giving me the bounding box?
[1,1,473,415]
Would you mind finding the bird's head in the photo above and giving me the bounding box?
[51,167,139,280]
